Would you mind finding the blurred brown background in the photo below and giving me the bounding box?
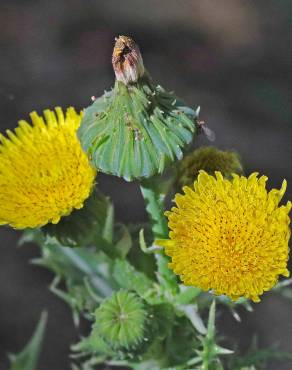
[1,1,292,369]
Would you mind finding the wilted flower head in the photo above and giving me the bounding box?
[112,35,145,85]
[78,35,198,181]
[159,171,291,302]
[0,107,96,229]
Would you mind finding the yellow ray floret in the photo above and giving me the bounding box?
[159,171,291,302]
[0,107,96,229]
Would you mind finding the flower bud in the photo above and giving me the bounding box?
[94,290,149,350]
[176,146,243,189]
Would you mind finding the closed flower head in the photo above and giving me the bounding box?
[159,171,291,302]
[0,107,96,229]
[94,290,148,350]
[176,146,243,189]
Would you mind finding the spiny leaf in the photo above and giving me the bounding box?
[177,304,206,335]
[8,311,48,370]
[207,300,216,340]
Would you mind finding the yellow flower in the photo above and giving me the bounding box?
[159,171,291,302]
[0,107,96,229]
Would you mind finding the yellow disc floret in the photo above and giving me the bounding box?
[160,171,291,302]
[0,107,96,229]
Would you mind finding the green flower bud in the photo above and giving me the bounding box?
[94,290,149,350]
[176,146,243,189]
[78,36,198,181]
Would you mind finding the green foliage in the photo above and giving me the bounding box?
[165,316,199,366]
[78,78,198,181]
[11,37,292,370]
[18,171,292,370]
[26,228,117,324]
[8,312,47,370]
[140,177,179,296]
[128,225,157,278]
[187,301,233,369]
[175,286,202,305]
[42,190,113,247]
[112,259,156,301]
[229,336,292,370]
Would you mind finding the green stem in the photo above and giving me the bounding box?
[202,347,211,370]
[140,179,168,239]
[140,179,178,294]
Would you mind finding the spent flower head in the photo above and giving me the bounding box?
[0,107,96,229]
[159,171,291,302]
[112,35,145,85]
[78,35,199,181]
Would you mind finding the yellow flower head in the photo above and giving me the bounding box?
[160,171,291,302]
[0,107,96,229]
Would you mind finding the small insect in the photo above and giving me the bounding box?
[197,120,216,142]
[133,128,142,141]
[124,113,142,141]
[124,112,132,127]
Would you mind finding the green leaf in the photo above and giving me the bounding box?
[195,300,233,369]
[155,253,179,294]
[42,190,113,248]
[206,300,216,340]
[71,332,112,355]
[114,224,132,258]
[165,316,199,366]
[175,285,201,305]
[230,336,292,369]
[151,303,174,340]
[8,311,47,370]
[140,179,179,295]
[140,179,168,239]
[35,240,100,278]
[177,304,206,335]
[78,78,198,181]
[102,199,114,244]
[139,228,163,254]
[18,228,44,247]
[32,239,116,324]
[112,259,155,301]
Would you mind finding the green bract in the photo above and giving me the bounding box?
[93,290,149,350]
